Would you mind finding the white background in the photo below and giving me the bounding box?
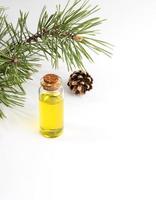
[0,0,156,199]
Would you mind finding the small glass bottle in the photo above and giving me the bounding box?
[39,74,64,138]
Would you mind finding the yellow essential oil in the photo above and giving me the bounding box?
[39,74,64,138]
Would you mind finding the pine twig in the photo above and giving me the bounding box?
[0,0,112,118]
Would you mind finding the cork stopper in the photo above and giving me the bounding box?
[41,74,61,91]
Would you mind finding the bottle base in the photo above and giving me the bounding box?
[40,128,63,138]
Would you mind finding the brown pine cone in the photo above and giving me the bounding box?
[67,71,93,95]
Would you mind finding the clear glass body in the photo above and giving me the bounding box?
[39,85,64,138]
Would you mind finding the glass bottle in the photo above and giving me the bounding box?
[39,74,64,138]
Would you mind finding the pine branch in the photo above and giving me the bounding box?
[0,0,112,118]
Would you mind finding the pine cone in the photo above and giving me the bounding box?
[67,71,93,95]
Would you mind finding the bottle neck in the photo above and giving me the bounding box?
[40,85,64,97]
